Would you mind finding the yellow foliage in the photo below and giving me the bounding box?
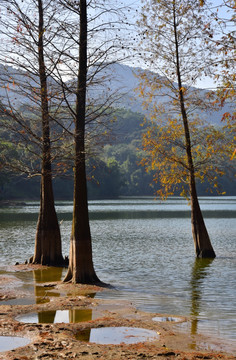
[141,112,231,199]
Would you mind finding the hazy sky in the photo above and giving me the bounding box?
[120,0,234,90]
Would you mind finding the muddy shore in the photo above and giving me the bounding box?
[0,265,235,360]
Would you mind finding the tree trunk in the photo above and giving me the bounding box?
[33,171,64,265]
[190,175,216,258]
[32,0,64,266]
[64,155,101,283]
[173,0,215,258]
[63,0,103,285]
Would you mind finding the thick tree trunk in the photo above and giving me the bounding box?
[63,0,103,285]
[190,176,216,258]
[173,0,215,258]
[64,153,101,283]
[32,0,64,266]
[33,171,64,265]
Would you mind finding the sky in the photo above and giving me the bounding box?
[0,0,234,90]
[120,0,235,90]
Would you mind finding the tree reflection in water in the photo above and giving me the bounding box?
[33,267,63,323]
[190,258,214,349]
[32,268,95,324]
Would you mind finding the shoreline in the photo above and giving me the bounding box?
[0,265,235,360]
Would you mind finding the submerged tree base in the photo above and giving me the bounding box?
[197,249,216,259]
[63,269,110,288]
[28,256,69,267]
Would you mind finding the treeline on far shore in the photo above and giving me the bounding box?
[1,148,235,202]
[1,108,235,201]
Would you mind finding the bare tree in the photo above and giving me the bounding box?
[0,0,135,278]
[0,0,66,265]
[58,0,129,284]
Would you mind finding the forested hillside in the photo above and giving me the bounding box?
[1,107,235,201]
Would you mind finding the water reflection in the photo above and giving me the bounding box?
[189,258,214,349]
[33,267,63,309]
[32,268,95,323]
[76,328,91,342]
[1,197,235,343]
[75,327,159,344]
[0,336,31,352]
[153,316,181,322]
[69,308,93,323]
[33,267,63,283]
[67,290,96,298]
[17,309,93,324]
[33,268,63,322]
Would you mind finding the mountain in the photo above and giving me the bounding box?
[97,63,232,126]
[0,62,232,125]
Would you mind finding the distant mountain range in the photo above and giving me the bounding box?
[0,62,231,125]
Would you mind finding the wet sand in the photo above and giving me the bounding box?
[0,265,235,360]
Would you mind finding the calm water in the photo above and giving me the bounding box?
[0,197,235,347]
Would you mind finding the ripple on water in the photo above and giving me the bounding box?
[1,197,236,345]
[152,316,182,322]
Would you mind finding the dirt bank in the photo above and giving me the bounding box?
[0,265,235,360]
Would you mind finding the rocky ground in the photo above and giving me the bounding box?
[0,265,235,360]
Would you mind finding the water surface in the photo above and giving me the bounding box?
[0,336,30,352]
[0,197,235,348]
[75,327,159,344]
[16,309,96,324]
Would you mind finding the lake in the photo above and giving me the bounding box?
[0,197,235,348]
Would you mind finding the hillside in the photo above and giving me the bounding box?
[0,63,235,200]
[87,62,233,126]
[0,62,233,125]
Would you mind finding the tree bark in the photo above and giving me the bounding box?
[32,0,64,266]
[173,0,215,258]
[190,177,216,258]
[63,0,103,284]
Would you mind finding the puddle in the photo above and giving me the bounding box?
[34,285,62,304]
[33,267,64,283]
[0,267,92,306]
[75,327,159,344]
[0,336,31,352]
[16,308,98,324]
[153,316,182,322]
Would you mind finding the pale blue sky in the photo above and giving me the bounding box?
[121,0,235,90]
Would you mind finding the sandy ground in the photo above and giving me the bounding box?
[0,265,235,360]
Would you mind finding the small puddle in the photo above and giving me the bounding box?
[0,336,31,352]
[75,327,159,344]
[16,308,97,324]
[153,316,181,322]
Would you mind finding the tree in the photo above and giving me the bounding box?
[0,0,66,265]
[32,0,65,266]
[62,0,101,284]
[59,0,129,284]
[212,0,236,159]
[138,0,233,258]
